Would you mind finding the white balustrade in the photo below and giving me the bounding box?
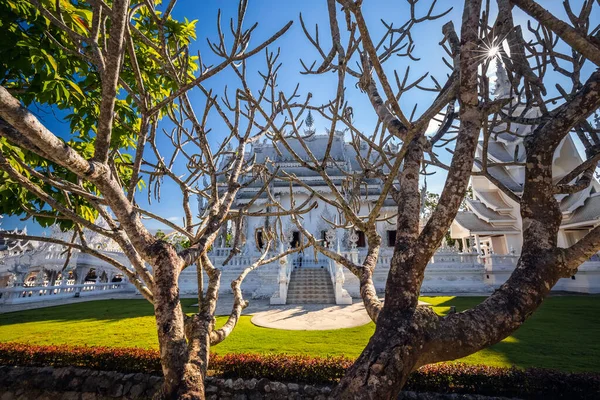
[0,282,134,305]
[271,254,292,305]
[431,252,480,265]
[293,256,329,269]
[480,254,520,269]
[210,247,233,258]
[325,258,352,305]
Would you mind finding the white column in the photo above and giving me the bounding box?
[474,234,482,256]
[461,237,468,253]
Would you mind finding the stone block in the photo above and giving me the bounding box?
[245,378,257,390]
[233,378,245,391]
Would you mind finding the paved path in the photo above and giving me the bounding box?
[250,301,372,330]
[187,298,374,330]
[247,299,431,330]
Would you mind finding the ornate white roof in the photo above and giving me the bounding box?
[562,193,600,228]
[475,191,512,212]
[232,132,396,206]
[454,212,519,235]
[466,199,515,224]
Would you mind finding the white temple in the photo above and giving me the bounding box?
[450,62,600,293]
[0,218,133,305]
[2,64,600,306]
[180,116,499,303]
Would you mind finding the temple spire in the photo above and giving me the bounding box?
[306,110,314,129]
[493,58,511,99]
[304,110,316,136]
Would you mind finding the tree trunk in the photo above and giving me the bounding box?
[150,242,208,400]
[333,305,438,399]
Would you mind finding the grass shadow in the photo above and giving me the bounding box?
[422,295,600,372]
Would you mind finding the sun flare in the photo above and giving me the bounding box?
[488,46,500,59]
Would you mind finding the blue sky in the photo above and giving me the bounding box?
[1,1,598,234]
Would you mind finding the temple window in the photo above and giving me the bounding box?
[256,228,265,250]
[321,230,328,247]
[357,231,366,248]
[291,231,300,248]
[387,230,397,247]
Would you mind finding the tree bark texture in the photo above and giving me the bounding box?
[333,1,483,398]
[150,242,209,400]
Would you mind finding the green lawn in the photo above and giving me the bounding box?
[0,296,598,372]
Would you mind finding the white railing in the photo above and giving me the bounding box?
[340,249,394,267]
[210,247,233,258]
[326,258,336,285]
[270,253,292,305]
[280,256,293,300]
[0,282,133,305]
[22,278,78,288]
[292,256,329,269]
[341,248,482,267]
[325,257,352,305]
[431,252,480,265]
[208,254,254,267]
[480,254,520,269]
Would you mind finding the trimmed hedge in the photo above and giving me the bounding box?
[0,343,598,398]
[0,342,162,373]
[408,363,600,399]
[214,353,352,383]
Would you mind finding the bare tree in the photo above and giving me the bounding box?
[0,1,310,399]
[250,0,600,398]
[2,0,600,399]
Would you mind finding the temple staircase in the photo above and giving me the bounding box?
[286,267,336,304]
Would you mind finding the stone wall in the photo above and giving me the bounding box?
[0,365,515,400]
[0,365,161,400]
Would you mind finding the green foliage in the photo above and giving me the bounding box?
[420,189,472,249]
[154,229,191,249]
[460,185,473,211]
[0,0,198,230]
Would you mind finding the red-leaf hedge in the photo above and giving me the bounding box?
[0,342,162,373]
[408,363,600,399]
[213,353,353,383]
[0,342,598,398]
